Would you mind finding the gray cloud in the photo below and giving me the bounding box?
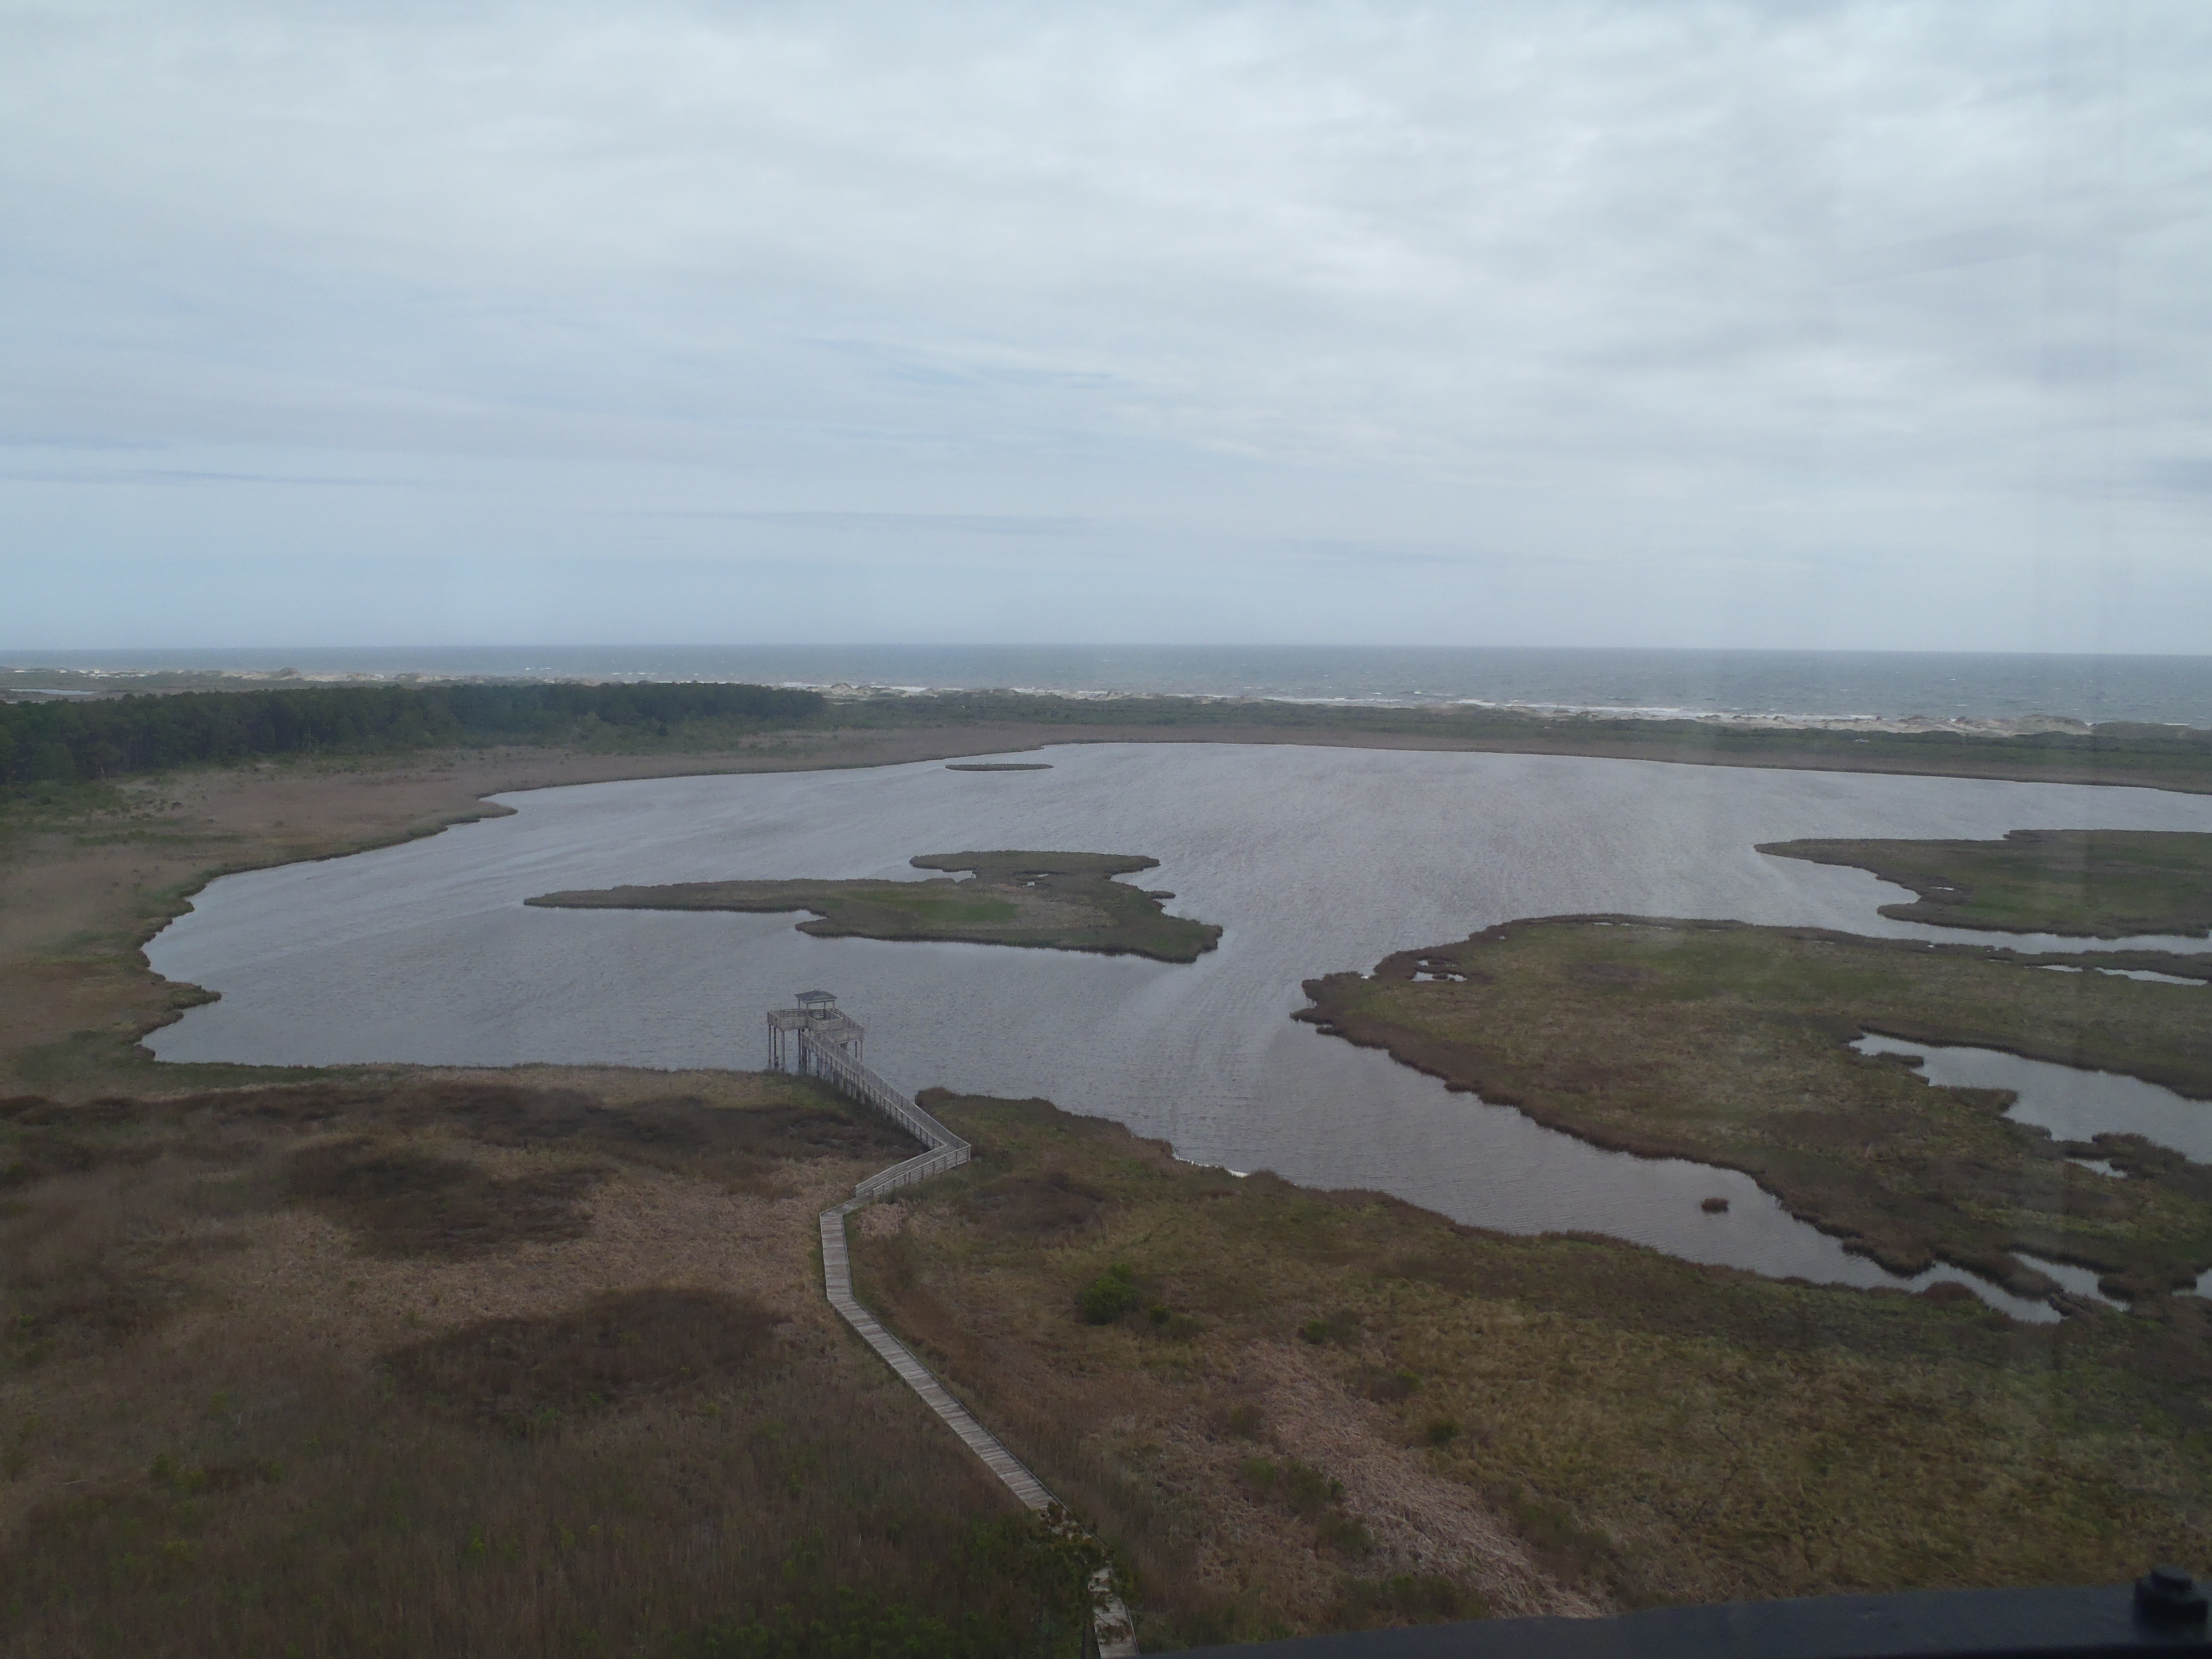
[2147,458,2212,497]
[633,510,1096,536]
[1,0,2207,650]
[2,466,409,488]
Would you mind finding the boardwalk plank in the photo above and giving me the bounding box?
[791,1008,1138,1654]
[818,1204,1058,1512]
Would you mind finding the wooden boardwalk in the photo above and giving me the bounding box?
[802,1041,973,1196]
[790,993,1138,1655]
[817,1197,1055,1509]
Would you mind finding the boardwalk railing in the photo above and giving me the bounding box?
[786,1009,1136,1653]
[794,1029,972,1198]
[817,1194,1138,1655]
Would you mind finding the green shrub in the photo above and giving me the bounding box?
[1238,1455,1344,1517]
[1315,1512,1374,1559]
[1077,1263,1143,1325]
[1298,1309,1363,1346]
[0,681,826,787]
[1336,1574,1489,1626]
[1278,1459,1343,1516]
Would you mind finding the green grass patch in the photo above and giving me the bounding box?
[1300,917,2212,1298]
[1761,828,2212,938]
[527,850,1223,963]
[869,891,1024,926]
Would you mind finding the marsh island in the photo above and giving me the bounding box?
[527,850,1222,962]
[1760,827,2212,938]
[1298,914,2212,1304]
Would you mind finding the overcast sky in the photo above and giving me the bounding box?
[3,1,2206,653]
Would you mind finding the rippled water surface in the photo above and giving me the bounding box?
[149,744,2212,1311]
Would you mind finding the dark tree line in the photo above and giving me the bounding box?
[0,681,826,786]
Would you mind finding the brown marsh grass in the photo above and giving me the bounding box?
[0,1079,1093,1657]
[851,1093,2212,1648]
[1300,917,2212,1298]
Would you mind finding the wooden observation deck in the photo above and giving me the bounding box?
[766,988,865,1071]
[766,991,970,1196]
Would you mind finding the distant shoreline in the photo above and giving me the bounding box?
[3,663,2202,740]
[7,643,2211,733]
[7,686,2211,799]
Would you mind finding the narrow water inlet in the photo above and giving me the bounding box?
[2012,1250,2128,1310]
[2035,964,2206,987]
[1849,1033,2212,1163]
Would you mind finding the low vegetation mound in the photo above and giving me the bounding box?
[385,1288,783,1434]
[1760,827,2212,937]
[958,1169,1108,1237]
[284,1137,606,1258]
[1298,917,2212,1300]
[528,849,1223,962]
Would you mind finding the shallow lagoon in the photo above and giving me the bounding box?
[149,744,2212,1313]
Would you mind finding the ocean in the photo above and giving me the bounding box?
[6,645,2211,728]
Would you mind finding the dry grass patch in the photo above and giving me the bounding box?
[958,1169,1108,1238]
[284,1137,607,1258]
[386,1288,784,1435]
[1,1074,1110,1657]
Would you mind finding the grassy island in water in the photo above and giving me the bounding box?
[527,850,1222,963]
[1761,827,2212,938]
[1297,909,2212,1303]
